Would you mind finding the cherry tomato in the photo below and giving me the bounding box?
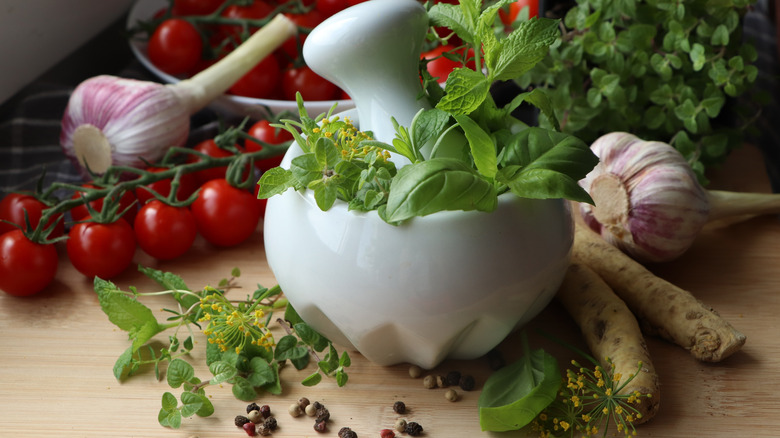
[282,66,338,101]
[499,0,539,26]
[186,139,237,184]
[243,120,292,171]
[134,200,197,260]
[70,184,137,225]
[315,0,350,18]
[135,167,200,206]
[421,45,476,84]
[67,218,136,279]
[148,18,204,76]
[0,193,64,238]
[172,0,223,16]
[220,1,273,44]
[0,229,58,296]
[228,54,281,99]
[190,179,262,247]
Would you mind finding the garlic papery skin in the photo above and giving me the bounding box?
[579,132,711,263]
[59,14,296,175]
[60,75,190,174]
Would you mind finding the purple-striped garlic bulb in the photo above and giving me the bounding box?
[579,132,710,263]
[59,14,296,175]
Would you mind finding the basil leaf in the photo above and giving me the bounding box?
[384,158,497,223]
[478,348,560,432]
[411,108,451,154]
[454,114,497,179]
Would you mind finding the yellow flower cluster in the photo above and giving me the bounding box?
[198,290,274,355]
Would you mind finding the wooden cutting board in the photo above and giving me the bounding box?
[1,145,778,437]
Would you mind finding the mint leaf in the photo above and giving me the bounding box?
[428,2,476,45]
[436,68,492,115]
[411,109,451,154]
[489,18,560,82]
[384,158,498,223]
[257,167,298,198]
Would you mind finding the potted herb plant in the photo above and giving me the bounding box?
[258,0,598,369]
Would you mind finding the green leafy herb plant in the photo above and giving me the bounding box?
[257,0,599,223]
[518,0,761,182]
[94,266,350,429]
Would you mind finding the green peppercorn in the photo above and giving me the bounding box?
[422,375,436,389]
[445,388,459,402]
[408,365,423,378]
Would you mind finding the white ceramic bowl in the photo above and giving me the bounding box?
[127,0,355,118]
[263,116,573,369]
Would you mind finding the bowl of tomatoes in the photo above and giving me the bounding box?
[127,0,360,118]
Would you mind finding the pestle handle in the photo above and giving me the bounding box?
[303,0,431,149]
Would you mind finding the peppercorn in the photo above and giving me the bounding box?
[408,365,423,379]
[246,402,261,414]
[445,370,461,387]
[242,421,256,437]
[247,409,263,424]
[380,429,396,438]
[422,375,436,389]
[393,418,407,432]
[405,421,423,436]
[393,401,406,414]
[262,416,277,431]
[256,424,271,437]
[298,397,311,410]
[313,420,327,433]
[235,415,251,428]
[459,374,475,391]
[259,404,271,418]
[288,403,303,417]
[445,388,459,402]
[315,406,330,423]
[338,426,358,438]
[435,375,448,388]
[305,403,317,417]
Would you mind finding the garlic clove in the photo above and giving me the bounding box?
[579,132,711,263]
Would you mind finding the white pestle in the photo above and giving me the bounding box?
[302,0,431,165]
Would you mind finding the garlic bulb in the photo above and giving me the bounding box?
[60,14,296,175]
[579,132,710,263]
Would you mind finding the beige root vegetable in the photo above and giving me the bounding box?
[573,223,746,362]
[556,261,660,424]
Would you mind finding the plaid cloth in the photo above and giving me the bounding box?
[1,2,778,198]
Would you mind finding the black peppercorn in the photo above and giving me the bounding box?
[235,415,251,428]
[445,370,461,387]
[393,401,406,414]
[246,402,261,414]
[259,404,271,418]
[263,416,277,431]
[338,426,358,438]
[459,374,475,391]
[315,406,330,423]
[405,421,424,436]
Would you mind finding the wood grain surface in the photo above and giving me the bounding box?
[1,145,778,437]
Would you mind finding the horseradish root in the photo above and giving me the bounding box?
[556,262,660,423]
[573,223,746,362]
[580,131,780,263]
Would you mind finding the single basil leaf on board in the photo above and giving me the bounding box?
[384,158,497,224]
[478,347,560,432]
[436,67,492,116]
[453,114,497,179]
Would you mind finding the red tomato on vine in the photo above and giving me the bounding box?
[172,0,223,16]
[228,54,281,99]
[0,229,58,296]
[0,193,64,238]
[70,184,137,225]
[421,45,476,84]
[282,66,338,101]
[135,166,200,206]
[499,0,539,26]
[67,218,136,279]
[190,179,262,247]
[134,200,198,260]
[243,119,293,171]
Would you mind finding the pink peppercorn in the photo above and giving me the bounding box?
[243,421,256,436]
[380,429,395,438]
